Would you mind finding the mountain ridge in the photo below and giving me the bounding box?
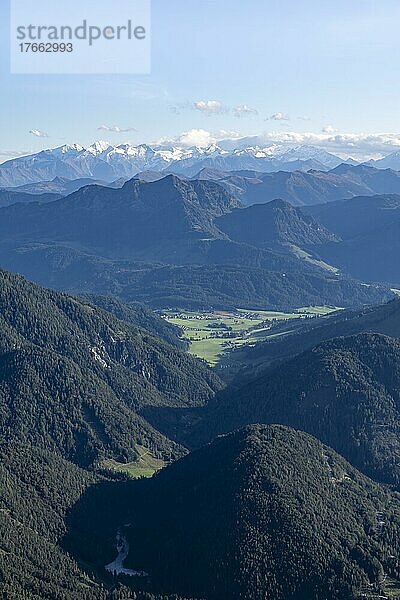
[0,141,349,187]
[0,177,393,310]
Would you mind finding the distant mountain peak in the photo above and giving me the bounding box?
[266,196,294,209]
[0,141,349,188]
[50,143,85,156]
[216,195,337,247]
[87,140,113,155]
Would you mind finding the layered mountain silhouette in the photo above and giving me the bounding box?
[0,176,392,310]
[370,149,400,170]
[0,188,60,207]
[0,142,345,187]
[8,175,113,196]
[191,163,400,206]
[307,193,400,239]
[13,162,400,209]
[0,175,239,258]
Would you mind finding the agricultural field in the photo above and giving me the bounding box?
[163,306,339,366]
[101,445,165,479]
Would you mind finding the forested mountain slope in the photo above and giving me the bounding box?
[198,334,400,488]
[0,269,222,463]
[0,268,222,598]
[68,424,400,600]
[77,294,187,350]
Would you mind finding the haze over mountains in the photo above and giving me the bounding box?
[0,188,61,207]
[3,141,399,296]
[4,138,400,189]
[0,174,393,311]
[10,175,112,196]
[199,163,400,206]
[1,139,400,185]
[6,148,400,218]
[307,194,400,282]
[4,136,400,600]
[0,140,348,187]
[215,198,338,247]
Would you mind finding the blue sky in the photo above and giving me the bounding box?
[2,0,400,161]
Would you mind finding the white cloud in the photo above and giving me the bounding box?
[0,149,31,157]
[233,105,259,118]
[298,115,311,121]
[29,129,49,138]
[250,131,400,160]
[193,100,228,115]
[322,125,337,134]
[169,129,400,159]
[98,125,136,133]
[269,112,290,121]
[216,129,243,139]
[169,99,256,118]
[16,128,400,163]
[177,129,216,147]
[159,128,244,149]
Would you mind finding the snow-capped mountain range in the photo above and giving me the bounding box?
[0,138,394,188]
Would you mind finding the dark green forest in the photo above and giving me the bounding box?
[66,425,400,600]
[1,270,400,600]
[0,270,220,598]
[196,333,400,489]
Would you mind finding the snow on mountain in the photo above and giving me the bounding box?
[87,140,113,155]
[54,143,85,154]
[0,140,350,187]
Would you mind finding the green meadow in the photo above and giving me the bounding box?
[102,445,165,479]
[164,306,338,366]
